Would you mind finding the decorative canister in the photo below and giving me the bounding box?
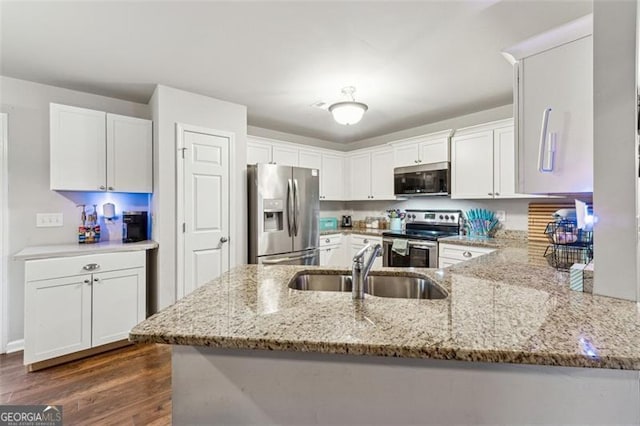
[390,218,402,231]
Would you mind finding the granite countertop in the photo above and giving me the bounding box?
[130,236,640,370]
[320,228,387,237]
[14,240,159,260]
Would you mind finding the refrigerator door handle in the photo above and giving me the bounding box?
[287,179,294,237]
[293,179,300,236]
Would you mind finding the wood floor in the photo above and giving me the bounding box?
[0,343,171,425]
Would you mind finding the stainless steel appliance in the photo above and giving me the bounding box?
[341,215,352,228]
[122,211,148,243]
[248,164,320,265]
[382,210,461,268]
[394,162,450,196]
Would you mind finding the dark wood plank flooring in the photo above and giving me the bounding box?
[0,343,171,425]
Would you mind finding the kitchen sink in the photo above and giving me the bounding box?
[288,272,447,300]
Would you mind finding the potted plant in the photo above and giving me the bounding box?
[387,209,405,231]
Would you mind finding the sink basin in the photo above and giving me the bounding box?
[288,272,447,300]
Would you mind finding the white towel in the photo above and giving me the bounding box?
[391,239,409,256]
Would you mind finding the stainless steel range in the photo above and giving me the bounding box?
[382,210,462,268]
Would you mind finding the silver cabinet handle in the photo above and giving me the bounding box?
[83,279,90,284]
[463,251,472,258]
[488,192,493,196]
[220,237,228,243]
[325,238,330,243]
[363,239,369,244]
[99,185,106,190]
[93,277,99,282]
[82,263,100,271]
[538,107,555,172]
[495,192,500,196]
[108,186,114,191]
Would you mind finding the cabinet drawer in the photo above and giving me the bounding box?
[438,243,495,262]
[438,257,461,268]
[351,234,382,246]
[25,251,146,282]
[320,234,343,247]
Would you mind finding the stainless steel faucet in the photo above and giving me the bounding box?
[352,243,382,300]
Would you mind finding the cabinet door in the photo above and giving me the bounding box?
[271,144,299,166]
[321,154,344,200]
[92,267,146,347]
[493,126,519,198]
[370,148,395,200]
[24,275,92,364]
[299,149,322,170]
[349,153,371,200]
[451,131,494,199]
[520,36,593,193]
[106,114,152,193]
[50,103,106,191]
[247,140,272,164]
[420,138,449,163]
[393,144,420,168]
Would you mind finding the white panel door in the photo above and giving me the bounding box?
[370,148,395,200]
[182,128,230,297]
[92,267,145,347]
[349,153,371,200]
[451,131,494,199]
[393,144,420,168]
[321,154,344,200]
[50,103,106,191]
[419,138,449,163]
[106,114,152,193]
[271,144,299,166]
[24,275,92,364]
[247,140,272,165]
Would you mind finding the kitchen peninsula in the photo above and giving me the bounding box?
[130,240,640,424]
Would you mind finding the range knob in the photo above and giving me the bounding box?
[439,215,444,220]
[445,215,450,220]
[411,214,416,219]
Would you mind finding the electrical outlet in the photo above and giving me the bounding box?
[36,213,63,227]
[496,210,506,222]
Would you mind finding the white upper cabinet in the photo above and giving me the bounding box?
[50,103,152,193]
[348,146,395,201]
[452,119,532,199]
[391,130,452,168]
[50,104,106,191]
[106,114,153,193]
[321,153,345,201]
[298,149,322,170]
[503,14,593,194]
[246,136,298,166]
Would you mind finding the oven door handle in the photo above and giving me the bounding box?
[408,241,437,249]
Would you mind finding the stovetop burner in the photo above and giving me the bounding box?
[382,229,458,241]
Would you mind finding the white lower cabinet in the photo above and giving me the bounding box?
[350,234,383,268]
[438,243,495,268]
[24,251,146,366]
[319,233,345,267]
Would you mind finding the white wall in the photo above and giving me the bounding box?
[592,1,638,301]
[0,76,150,344]
[151,85,247,312]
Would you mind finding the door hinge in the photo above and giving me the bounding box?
[182,222,186,233]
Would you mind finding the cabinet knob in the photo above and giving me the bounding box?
[463,251,472,258]
[108,186,114,191]
[364,239,369,244]
[99,185,106,190]
[93,278,99,282]
[325,239,330,243]
[495,192,500,196]
[220,237,229,243]
[488,192,493,196]
[83,279,90,284]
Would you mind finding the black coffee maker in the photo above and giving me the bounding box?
[123,211,148,243]
[341,215,352,228]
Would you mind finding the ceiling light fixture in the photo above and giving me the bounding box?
[329,86,368,125]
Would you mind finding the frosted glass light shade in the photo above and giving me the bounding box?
[329,101,368,125]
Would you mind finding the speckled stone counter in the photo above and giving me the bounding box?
[320,227,387,237]
[131,241,640,370]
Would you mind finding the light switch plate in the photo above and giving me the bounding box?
[496,210,506,222]
[36,213,63,227]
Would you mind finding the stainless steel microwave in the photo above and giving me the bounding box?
[393,162,450,196]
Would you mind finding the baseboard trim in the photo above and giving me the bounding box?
[6,339,24,354]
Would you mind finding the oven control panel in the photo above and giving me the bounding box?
[405,210,461,225]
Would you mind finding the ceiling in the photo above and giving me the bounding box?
[0,1,592,143]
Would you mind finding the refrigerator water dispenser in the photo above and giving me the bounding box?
[263,199,284,232]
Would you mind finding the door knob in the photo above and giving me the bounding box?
[220,237,229,243]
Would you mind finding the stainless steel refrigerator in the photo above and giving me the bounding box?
[248,164,320,265]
